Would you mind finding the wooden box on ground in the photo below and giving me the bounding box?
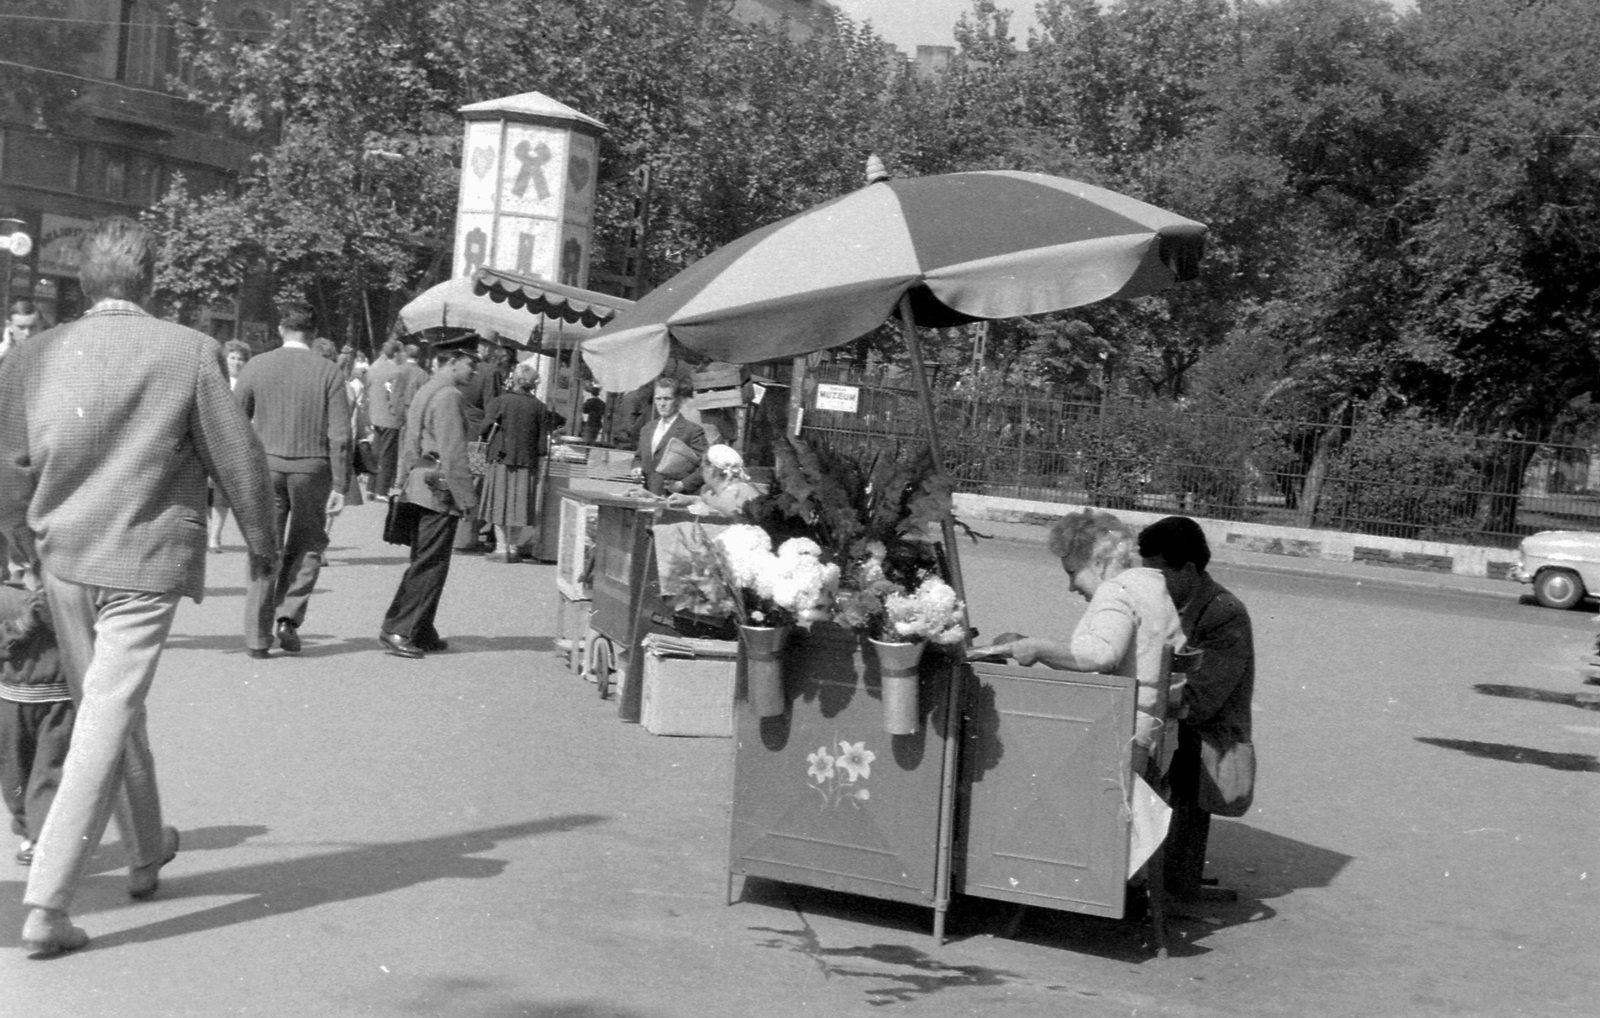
[640,634,738,737]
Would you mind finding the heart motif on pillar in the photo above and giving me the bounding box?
[567,155,592,195]
[470,146,496,179]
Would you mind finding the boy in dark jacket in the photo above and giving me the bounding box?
[0,577,73,865]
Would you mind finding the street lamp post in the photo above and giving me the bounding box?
[0,218,31,322]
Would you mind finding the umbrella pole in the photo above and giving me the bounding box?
[898,292,965,947]
[897,294,966,603]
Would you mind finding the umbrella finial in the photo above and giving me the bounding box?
[865,154,889,184]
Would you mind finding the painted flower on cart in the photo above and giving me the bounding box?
[835,740,876,783]
[806,746,836,783]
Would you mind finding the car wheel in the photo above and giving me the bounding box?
[1534,569,1585,610]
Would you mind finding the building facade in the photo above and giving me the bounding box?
[0,0,279,338]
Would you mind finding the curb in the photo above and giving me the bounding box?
[954,493,1527,595]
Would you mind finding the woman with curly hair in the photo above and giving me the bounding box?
[977,509,1185,777]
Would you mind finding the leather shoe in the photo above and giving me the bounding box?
[378,631,424,658]
[275,620,302,653]
[129,826,180,900]
[413,635,449,652]
[21,908,88,957]
[246,648,270,660]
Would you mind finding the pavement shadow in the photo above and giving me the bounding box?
[747,821,1342,963]
[163,635,557,658]
[386,978,657,1018]
[1473,683,1600,712]
[78,815,606,951]
[325,555,411,567]
[1416,736,1600,773]
[742,881,1025,1006]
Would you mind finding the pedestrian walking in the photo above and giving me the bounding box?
[365,339,403,499]
[1138,514,1256,903]
[0,571,72,870]
[234,301,350,657]
[0,216,277,956]
[378,336,480,658]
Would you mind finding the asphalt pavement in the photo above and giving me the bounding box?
[1,502,1594,1018]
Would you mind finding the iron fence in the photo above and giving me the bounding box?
[797,364,1600,549]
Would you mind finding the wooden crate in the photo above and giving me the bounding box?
[640,637,739,737]
[692,366,746,410]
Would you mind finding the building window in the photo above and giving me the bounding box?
[2,132,79,193]
[117,0,175,89]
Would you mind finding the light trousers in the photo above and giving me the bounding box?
[24,573,178,913]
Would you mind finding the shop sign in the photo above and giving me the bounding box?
[815,383,860,413]
[38,215,95,278]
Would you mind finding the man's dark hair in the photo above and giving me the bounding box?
[653,374,692,399]
[277,300,315,334]
[1137,515,1211,573]
[9,299,37,317]
[78,217,156,304]
[381,338,403,359]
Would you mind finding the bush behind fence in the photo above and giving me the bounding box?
[798,365,1600,548]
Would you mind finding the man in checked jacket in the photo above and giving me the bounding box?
[0,217,278,957]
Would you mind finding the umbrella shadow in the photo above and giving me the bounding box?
[79,815,607,951]
[1416,737,1600,773]
[1473,683,1600,712]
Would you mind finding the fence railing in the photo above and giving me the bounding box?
[797,364,1600,549]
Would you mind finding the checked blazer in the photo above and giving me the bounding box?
[0,303,275,601]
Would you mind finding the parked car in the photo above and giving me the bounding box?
[1512,530,1600,609]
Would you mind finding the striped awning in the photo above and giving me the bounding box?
[471,268,632,329]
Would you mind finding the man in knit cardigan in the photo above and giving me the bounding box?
[234,300,351,657]
[0,216,276,956]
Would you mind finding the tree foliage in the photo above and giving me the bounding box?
[147,0,1600,498]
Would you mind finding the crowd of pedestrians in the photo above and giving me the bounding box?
[0,216,587,956]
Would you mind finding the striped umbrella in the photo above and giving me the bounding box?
[582,169,1206,392]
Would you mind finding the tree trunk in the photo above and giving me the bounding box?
[1293,413,1347,528]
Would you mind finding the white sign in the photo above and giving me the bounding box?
[815,383,860,414]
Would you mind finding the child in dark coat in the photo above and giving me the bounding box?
[0,581,73,865]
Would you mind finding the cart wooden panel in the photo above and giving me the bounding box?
[728,623,956,906]
[955,662,1135,919]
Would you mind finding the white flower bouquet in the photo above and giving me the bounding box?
[709,524,840,629]
[881,575,967,646]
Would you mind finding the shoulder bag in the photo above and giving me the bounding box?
[1196,732,1256,817]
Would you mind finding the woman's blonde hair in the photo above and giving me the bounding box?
[1047,510,1134,572]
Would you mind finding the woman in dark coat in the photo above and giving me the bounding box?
[479,361,565,562]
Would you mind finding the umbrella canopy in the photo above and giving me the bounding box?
[582,170,1206,391]
[397,271,632,344]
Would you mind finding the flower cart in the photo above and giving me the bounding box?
[582,161,1207,950]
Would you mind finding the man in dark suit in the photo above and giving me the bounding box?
[1137,515,1255,904]
[379,337,480,658]
[0,217,277,955]
[234,299,351,657]
[633,375,708,495]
